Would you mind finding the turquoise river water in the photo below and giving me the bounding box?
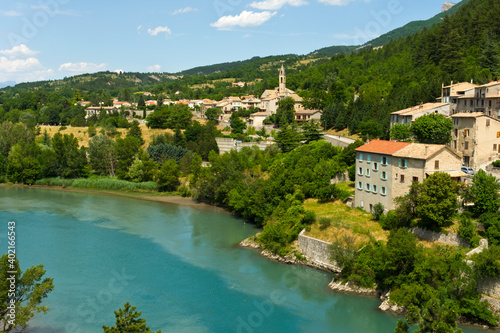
[0,187,488,333]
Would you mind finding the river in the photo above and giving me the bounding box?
[0,187,487,332]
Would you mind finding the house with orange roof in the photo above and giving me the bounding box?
[355,140,464,212]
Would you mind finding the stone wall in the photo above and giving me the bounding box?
[297,230,340,272]
[478,278,500,299]
[410,227,470,247]
[215,137,275,154]
[323,134,356,148]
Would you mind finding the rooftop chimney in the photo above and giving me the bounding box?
[425,145,429,156]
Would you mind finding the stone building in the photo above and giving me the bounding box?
[354,140,464,212]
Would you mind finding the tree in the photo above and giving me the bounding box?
[275,97,295,127]
[301,120,323,144]
[156,159,180,192]
[358,120,383,141]
[102,302,161,333]
[390,123,412,141]
[410,114,453,144]
[205,108,222,122]
[51,133,87,178]
[230,114,246,135]
[464,169,500,216]
[127,120,144,145]
[417,172,457,228]
[88,134,117,176]
[275,123,302,153]
[115,136,141,179]
[0,254,54,332]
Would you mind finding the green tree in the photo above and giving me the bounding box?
[358,120,383,141]
[230,114,247,135]
[0,254,54,332]
[156,159,180,192]
[127,120,144,145]
[390,123,412,142]
[205,108,222,122]
[417,172,457,228]
[275,97,296,127]
[411,114,453,144]
[275,123,302,153]
[301,120,323,144]
[464,169,500,216]
[51,133,87,178]
[115,136,141,180]
[102,302,161,333]
[88,134,117,176]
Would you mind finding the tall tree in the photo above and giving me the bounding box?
[417,172,457,228]
[102,302,161,333]
[0,254,54,332]
[411,114,453,144]
[275,97,296,127]
[464,169,500,216]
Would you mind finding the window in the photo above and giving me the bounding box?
[373,185,377,193]
[453,118,458,126]
[381,171,387,180]
[399,159,408,168]
[365,183,371,191]
[367,154,371,163]
[358,167,363,176]
[487,119,491,127]
[373,162,379,171]
[381,187,387,196]
[464,129,470,137]
[453,140,457,149]
[358,182,363,190]
[381,156,388,165]
[413,176,419,182]
[435,160,440,169]
[494,144,497,151]
[465,141,469,150]
[359,153,363,162]
[401,175,405,182]
[366,169,371,177]
[490,100,492,107]
[454,128,458,136]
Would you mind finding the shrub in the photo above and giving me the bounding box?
[458,215,475,244]
[178,184,192,197]
[492,160,500,167]
[301,210,317,225]
[59,126,67,131]
[71,177,158,192]
[372,203,384,221]
[88,125,97,137]
[348,165,355,181]
[319,217,332,230]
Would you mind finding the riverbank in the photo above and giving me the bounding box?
[0,183,223,211]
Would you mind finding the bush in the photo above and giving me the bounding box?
[178,184,192,197]
[88,125,97,138]
[458,215,475,244]
[319,217,332,230]
[59,126,67,131]
[348,165,355,181]
[472,245,500,279]
[480,212,500,245]
[301,210,317,225]
[372,203,384,221]
[492,160,500,167]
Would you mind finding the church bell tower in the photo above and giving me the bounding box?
[278,64,286,96]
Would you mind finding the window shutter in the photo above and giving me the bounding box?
[367,155,371,162]
[398,159,401,167]
[404,159,408,168]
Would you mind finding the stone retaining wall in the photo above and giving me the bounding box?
[297,230,340,272]
[215,137,275,154]
[410,227,470,247]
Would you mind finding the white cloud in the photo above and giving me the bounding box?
[172,7,197,15]
[211,11,277,30]
[58,62,107,73]
[319,0,370,5]
[249,0,307,10]
[0,56,54,83]
[148,65,161,72]
[114,69,124,74]
[137,25,142,31]
[1,10,22,16]
[0,44,39,59]
[147,26,172,36]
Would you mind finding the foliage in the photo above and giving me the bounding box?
[274,97,296,127]
[0,254,54,332]
[147,143,192,165]
[88,134,117,177]
[417,172,457,228]
[492,160,500,168]
[471,245,500,279]
[70,177,158,192]
[457,214,476,245]
[329,234,358,273]
[51,132,87,178]
[156,159,180,192]
[301,120,324,144]
[319,217,332,230]
[410,114,453,144]
[230,114,247,134]
[390,123,412,141]
[146,104,192,129]
[479,212,500,245]
[205,108,222,122]
[127,120,144,145]
[301,210,316,225]
[275,123,302,153]
[464,169,500,216]
[372,203,384,221]
[102,302,161,333]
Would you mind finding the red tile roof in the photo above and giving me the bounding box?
[355,139,411,155]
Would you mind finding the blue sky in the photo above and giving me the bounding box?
[0,0,449,84]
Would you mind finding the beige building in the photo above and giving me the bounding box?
[260,64,303,115]
[390,102,450,127]
[295,110,322,122]
[451,113,500,169]
[355,140,463,212]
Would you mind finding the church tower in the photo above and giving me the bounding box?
[278,64,286,96]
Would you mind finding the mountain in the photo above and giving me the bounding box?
[311,0,470,56]
[0,81,16,89]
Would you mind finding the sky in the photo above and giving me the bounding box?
[0,0,451,84]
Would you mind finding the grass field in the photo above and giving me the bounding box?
[39,123,174,148]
